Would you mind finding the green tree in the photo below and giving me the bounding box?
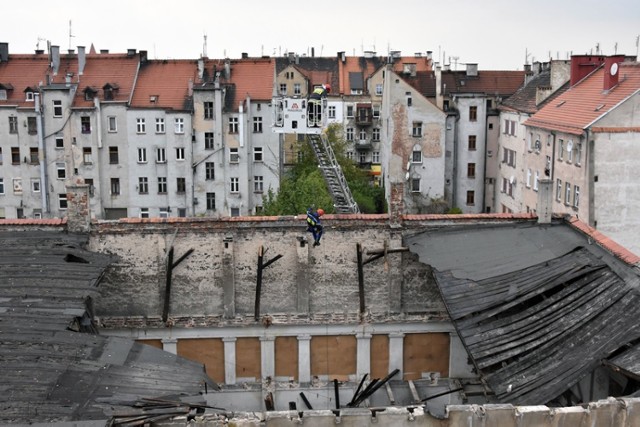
[261,124,387,215]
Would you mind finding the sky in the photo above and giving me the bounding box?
[3,0,639,70]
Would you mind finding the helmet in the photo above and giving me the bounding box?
[317,208,325,216]
[324,83,331,93]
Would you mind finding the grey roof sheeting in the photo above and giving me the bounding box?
[406,221,640,405]
[0,230,217,424]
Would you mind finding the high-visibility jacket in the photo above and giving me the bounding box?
[312,87,326,97]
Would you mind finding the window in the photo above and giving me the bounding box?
[229,117,238,133]
[407,93,412,107]
[110,178,120,195]
[576,143,583,166]
[294,83,301,95]
[372,128,380,141]
[136,118,146,133]
[558,139,564,160]
[328,106,336,119]
[545,156,552,176]
[347,151,353,160]
[534,171,539,191]
[359,129,367,142]
[346,105,354,118]
[158,177,167,193]
[205,132,214,149]
[205,162,215,180]
[30,148,39,164]
[31,178,40,193]
[25,91,34,102]
[565,182,571,204]
[231,207,240,217]
[372,151,380,163]
[566,140,574,163]
[254,147,263,162]
[359,152,366,163]
[574,185,580,208]
[411,178,420,192]
[253,116,263,133]
[279,83,287,95]
[346,128,354,141]
[9,116,18,133]
[372,104,381,118]
[138,177,149,194]
[155,118,165,133]
[85,178,94,197]
[33,209,42,219]
[81,116,91,133]
[229,147,239,163]
[56,137,64,149]
[11,147,20,165]
[412,122,422,137]
[83,147,92,164]
[526,169,532,188]
[174,117,184,134]
[0,147,2,164]
[412,149,422,163]
[206,192,216,210]
[204,102,214,119]
[468,135,477,151]
[13,178,22,194]
[109,146,119,164]
[175,147,185,161]
[375,83,383,95]
[53,100,63,117]
[139,208,149,219]
[230,177,239,193]
[137,148,147,163]
[469,106,477,121]
[108,116,117,132]
[254,176,263,192]
[556,179,562,201]
[466,190,475,205]
[27,117,37,134]
[58,193,67,209]
[0,178,3,194]
[502,148,516,167]
[176,177,186,193]
[159,208,169,218]
[467,163,476,178]
[156,148,166,163]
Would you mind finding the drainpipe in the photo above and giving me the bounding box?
[451,111,460,209]
[35,92,50,214]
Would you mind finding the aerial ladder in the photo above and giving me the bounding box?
[272,95,360,214]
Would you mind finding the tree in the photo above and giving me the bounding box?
[261,124,387,215]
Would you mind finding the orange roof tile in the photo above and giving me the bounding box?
[72,53,140,108]
[131,59,197,110]
[209,58,275,110]
[525,62,640,135]
[0,54,50,108]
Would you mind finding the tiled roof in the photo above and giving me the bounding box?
[0,54,50,108]
[442,70,524,97]
[400,71,437,97]
[500,70,552,114]
[131,59,197,111]
[70,52,140,108]
[525,62,640,135]
[210,58,275,110]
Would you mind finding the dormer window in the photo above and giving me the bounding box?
[0,83,13,100]
[83,87,98,101]
[102,83,119,101]
[24,87,35,102]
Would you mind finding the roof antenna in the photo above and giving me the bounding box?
[202,33,208,58]
[68,20,75,51]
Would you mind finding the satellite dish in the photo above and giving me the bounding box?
[405,172,410,181]
[406,161,411,170]
[509,176,515,184]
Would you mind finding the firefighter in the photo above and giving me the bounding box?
[306,207,325,246]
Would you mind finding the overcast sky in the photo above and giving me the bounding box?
[4,0,639,70]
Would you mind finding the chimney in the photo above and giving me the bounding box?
[603,55,625,91]
[77,46,86,75]
[0,42,8,62]
[139,50,148,63]
[537,179,553,224]
[435,64,443,110]
[127,48,136,56]
[197,58,204,79]
[50,45,60,75]
[311,47,315,57]
[35,49,44,55]
[570,55,605,86]
[466,63,478,77]
[100,49,109,54]
[68,49,75,55]
[241,52,248,59]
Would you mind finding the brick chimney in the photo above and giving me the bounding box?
[570,55,605,86]
[66,177,91,233]
[603,55,625,91]
[537,179,553,224]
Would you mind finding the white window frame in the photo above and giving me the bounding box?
[534,171,539,191]
[230,147,239,163]
[155,118,165,133]
[574,185,580,208]
[137,148,147,163]
[230,177,239,193]
[0,178,4,194]
[254,175,264,192]
[526,169,532,188]
[294,83,301,95]
[175,147,185,161]
[53,100,63,117]
[108,116,117,132]
[565,182,571,204]
[58,193,67,209]
[56,163,66,180]
[375,84,383,95]
[174,117,185,134]
[346,128,354,141]
[139,208,149,219]
[556,179,562,201]
[372,151,380,163]
[411,178,421,192]
[253,116,263,133]
[138,177,149,194]
[328,105,336,119]
[156,148,166,163]
[31,178,41,193]
[136,118,146,134]
[254,147,263,162]
[412,122,422,137]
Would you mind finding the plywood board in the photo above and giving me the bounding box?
[370,334,389,379]
[311,335,356,378]
[236,337,261,380]
[137,339,163,349]
[403,333,450,380]
[177,338,225,383]
[275,336,298,379]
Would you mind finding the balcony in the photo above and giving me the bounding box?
[355,139,372,151]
